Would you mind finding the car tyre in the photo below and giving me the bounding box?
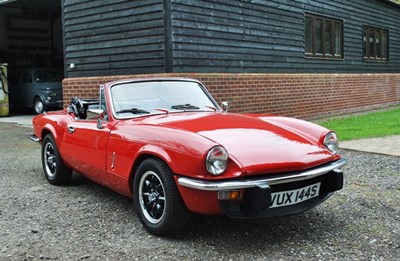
[34,98,46,114]
[133,158,189,236]
[42,134,72,185]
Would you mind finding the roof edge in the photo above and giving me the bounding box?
[377,0,400,9]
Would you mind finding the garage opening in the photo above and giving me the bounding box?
[0,0,63,114]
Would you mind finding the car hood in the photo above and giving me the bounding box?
[139,112,337,175]
[35,82,62,91]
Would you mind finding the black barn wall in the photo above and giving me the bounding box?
[171,0,400,73]
[62,0,400,77]
[63,0,165,77]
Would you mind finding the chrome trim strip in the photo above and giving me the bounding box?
[178,158,347,191]
[29,134,40,143]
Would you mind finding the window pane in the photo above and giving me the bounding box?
[375,30,381,58]
[334,22,342,56]
[325,21,332,55]
[363,28,367,57]
[381,30,387,59]
[369,30,375,58]
[315,19,323,54]
[305,16,313,53]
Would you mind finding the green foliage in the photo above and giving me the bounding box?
[318,107,400,141]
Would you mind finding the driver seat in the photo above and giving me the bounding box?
[67,97,86,119]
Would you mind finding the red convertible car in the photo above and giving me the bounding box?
[30,78,347,236]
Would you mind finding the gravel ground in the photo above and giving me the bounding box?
[0,122,399,261]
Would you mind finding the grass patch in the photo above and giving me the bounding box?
[318,107,400,141]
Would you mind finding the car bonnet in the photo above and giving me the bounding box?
[142,112,338,175]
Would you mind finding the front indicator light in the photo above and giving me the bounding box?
[218,190,242,200]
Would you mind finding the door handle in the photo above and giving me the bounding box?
[68,126,75,133]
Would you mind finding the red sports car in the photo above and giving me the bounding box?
[30,78,347,236]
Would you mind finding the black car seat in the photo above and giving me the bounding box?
[68,97,86,119]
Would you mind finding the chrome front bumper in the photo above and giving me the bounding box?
[177,158,347,191]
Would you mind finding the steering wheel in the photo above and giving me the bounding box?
[70,97,84,118]
[70,103,79,116]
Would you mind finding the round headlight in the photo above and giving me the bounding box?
[206,146,228,175]
[324,132,339,154]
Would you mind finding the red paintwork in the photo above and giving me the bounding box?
[32,79,342,215]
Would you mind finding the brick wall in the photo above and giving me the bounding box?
[63,73,400,120]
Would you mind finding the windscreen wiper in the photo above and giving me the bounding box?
[116,108,150,114]
[171,104,200,110]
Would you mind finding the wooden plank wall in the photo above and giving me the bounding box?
[171,0,400,73]
[63,0,165,77]
[63,0,400,77]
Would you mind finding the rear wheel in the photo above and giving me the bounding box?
[133,158,189,236]
[41,134,72,185]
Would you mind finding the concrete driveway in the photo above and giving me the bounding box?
[0,114,34,128]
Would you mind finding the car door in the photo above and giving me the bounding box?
[60,118,112,186]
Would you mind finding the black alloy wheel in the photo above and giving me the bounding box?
[42,134,72,185]
[133,158,189,236]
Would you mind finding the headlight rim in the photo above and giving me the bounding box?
[324,131,339,154]
[205,146,229,176]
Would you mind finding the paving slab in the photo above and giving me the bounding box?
[340,135,400,157]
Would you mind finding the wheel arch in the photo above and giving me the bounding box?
[33,95,45,105]
[128,148,174,194]
[41,125,55,139]
[41,128,52,140]
[40,124,61,147]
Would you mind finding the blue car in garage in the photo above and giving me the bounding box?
[9,68,63,114]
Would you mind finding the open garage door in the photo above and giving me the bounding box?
[0,0,63,114]
[0,0,62,80]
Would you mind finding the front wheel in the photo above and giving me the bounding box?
[34,98,46,114]
[133,158,189,236]
[41,134,72,185]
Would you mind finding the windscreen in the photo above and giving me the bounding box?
[110,81,218,118]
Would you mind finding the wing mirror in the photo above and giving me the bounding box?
[87,109,104,120]
[221,101,229,112]
[87,109,105,129]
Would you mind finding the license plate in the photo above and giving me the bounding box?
[270,182,321,208]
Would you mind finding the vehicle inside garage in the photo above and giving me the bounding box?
[0,0,62,114]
